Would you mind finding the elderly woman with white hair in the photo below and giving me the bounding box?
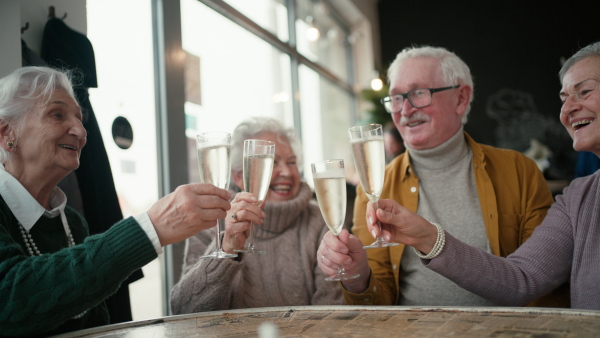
[171,117,344,313]
[0,66,231,336]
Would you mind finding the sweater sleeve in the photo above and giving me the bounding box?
[170,229,242,314]
[0,216,158,336]
[425,197,573,306]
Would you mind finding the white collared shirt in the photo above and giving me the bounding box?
[0,163,162,254]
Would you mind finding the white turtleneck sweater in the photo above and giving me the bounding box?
[398,128,495,306]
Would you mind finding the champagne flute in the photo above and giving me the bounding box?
[234,139,275,255]
[348,124,399,249]
[312,159,360,281]
[197,131,238,259]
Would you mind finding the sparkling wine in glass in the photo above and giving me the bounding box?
[197,131,237,259]
[234,139,275,255]
[348,124,399,249]
[312,159,360,281]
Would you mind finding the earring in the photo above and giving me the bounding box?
[7,141,14,148]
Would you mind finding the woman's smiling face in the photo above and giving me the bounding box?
[10,88,86,176]
[560,56,600,156]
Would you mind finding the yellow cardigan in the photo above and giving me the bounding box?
[344,132,568,307]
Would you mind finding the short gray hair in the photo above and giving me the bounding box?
[0,66,75,163]
[231,116,302,174]
[387,45,474,124]
[559,41,600,84]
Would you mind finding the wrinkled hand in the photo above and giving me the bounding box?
[317,229,371,293]
[222,192,265,253]
[366,199,438,254]
[147,183,231,247]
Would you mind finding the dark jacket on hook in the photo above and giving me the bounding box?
[40,17,143,325]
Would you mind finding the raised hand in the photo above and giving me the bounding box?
[365,199,439,255]
[222,192,265,254]
[317,229,371,292]
[147,183,231,247]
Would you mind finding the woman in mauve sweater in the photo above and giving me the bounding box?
[334,41,600,310]
[171,117,344,313]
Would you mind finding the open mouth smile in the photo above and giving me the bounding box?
[407,121,426,127]
[59,144,78,151]
[270,184,291,194]
[572,119,594,130]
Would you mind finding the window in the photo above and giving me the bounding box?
[89,0,369,319]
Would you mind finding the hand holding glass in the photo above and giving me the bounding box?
[234,139,275,255]
[197,131,237,259]
[312,159,360,281]
[348,124,399,249]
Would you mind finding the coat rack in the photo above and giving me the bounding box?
[21,22,29,34]
[48,6,68,20]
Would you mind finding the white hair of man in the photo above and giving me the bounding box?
[387,45,474,124]
[230,116,303,174]
[0,66,76,163]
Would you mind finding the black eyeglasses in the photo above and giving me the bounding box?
[381,85,460,113]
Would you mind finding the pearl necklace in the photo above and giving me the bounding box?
[19,221,87,319]
[19,222,76,256]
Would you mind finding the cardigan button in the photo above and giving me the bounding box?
[410,187,417,193]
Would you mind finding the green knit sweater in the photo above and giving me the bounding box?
[0,196,158,337]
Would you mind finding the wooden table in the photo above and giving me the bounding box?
[53,306,600,337]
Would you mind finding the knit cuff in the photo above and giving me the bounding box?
[102,217,158,274]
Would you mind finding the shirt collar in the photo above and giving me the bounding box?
[0,163,67,231]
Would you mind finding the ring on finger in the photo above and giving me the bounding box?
[232,213,237,220]
[321,255,325,263]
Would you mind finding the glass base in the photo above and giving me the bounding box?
[200,250,238,259]
[325,272,360,282]
[234,246,266,255]
[363,237,399,249]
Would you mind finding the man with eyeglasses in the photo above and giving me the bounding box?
[317,45,568,308]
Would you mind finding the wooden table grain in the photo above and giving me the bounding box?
[53,306,600,337]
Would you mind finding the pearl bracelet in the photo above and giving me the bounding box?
[413,222,445,259]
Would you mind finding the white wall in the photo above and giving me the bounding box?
[0,0,21,78]
[0,0,86,77]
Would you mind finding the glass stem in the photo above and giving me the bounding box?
[245,222,256,250]
[372,199,384,236]
[215,218,224,252]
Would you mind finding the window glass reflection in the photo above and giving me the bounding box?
[181,0,293,184]
[223,0,289,42]
[295,0,350,83]
[299,64,354,185]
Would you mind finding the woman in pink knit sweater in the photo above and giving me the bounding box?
[171,117,345,313]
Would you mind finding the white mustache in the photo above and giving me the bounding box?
[400,112,431,126]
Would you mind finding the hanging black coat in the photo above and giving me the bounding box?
[39,17,143,324]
